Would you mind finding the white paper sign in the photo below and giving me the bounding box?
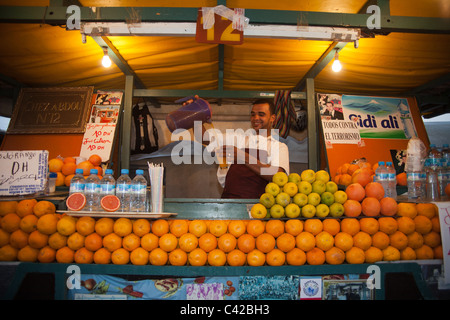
[434,201,450,284]
[79,123,116,162]
[0,150,48,195]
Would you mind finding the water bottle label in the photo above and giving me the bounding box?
[407,172,420,181]
[101,184,116,194]
[70,183,85,193]
[85,183,98,192]
[387,173,396,180]
[117,184,130,193]
[132,184,147,194]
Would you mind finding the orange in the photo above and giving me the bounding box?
[397,216,415,235]
[159,233,178,252]
[285,219,304,236]
[286,247,306,266]
[48,232,67,250]
[237,233,256,253]
[340,218,360,236]
[208,220,227,237]
[61,162,77,176]
[246,219,265,237]
[227,220,246,238]
[382,245,401,261]
[170,219,189,237]
[32,200,56,217]
[407,231,424,249]
[111,248,130,265]
[306,247,325,265]
[94,166,103,176]
[364,182,385,200]
[188,220,208,237]
[322,219,340,236]
[265,220,285,238]
[84,232,103,252]
[217,233,237,253]
[397,172,407,186]
[149,248,169,266]
[416,203,436,219]
[347,164,360,176]
[364,246,383,263]
[130,247,149,265]
[207,248,227,266]
[122,233,141,252]
[37,246,56,263]
[360,217,379,235]
[64,174,75,187]
[434,245,443,259]
[76,216,96,236]
[0,244,18,261]
[94,247,112,264]
[431,216,440,233]
[0,201,18,216]
[256,233,276,253]
[343,199,362,217]
[276,233,296,252]
[423,231,441,248]
[345,246,365,264]
[339,173,352,186]
[131,219,151,237]
[37,213,59,235]
[76,160,95,176]
[415,245,434,259]
[9,229,29,249]
[103,233,122,252]
[325,247,346,265]
[63,156,76,164]
[28,230,49,249]
[304,219,323,236]
[345,183,365,202]
[361,197,381,217]
[56,215,77,236]
[0,229,10,247]
[16,199,37,218]
[266,248,286,266]
[247,249,266,266]
[198,233,218,253]
[74,247,94,264]
[315,231,334,251]
[17,245,39,262]
[400,247,417,260]
[19,214,38,233]
[296,231,316,252]
[397,202,417,218]
[95,217,114,236]
[226,249,246,266]
[341,163,351,174]
[169,248,188,266]
[67,232,85,251]
[1,213,21,233]
[114,218,133,237]
[151,219,170,237]
[141,233,159,252]
[378,217,398,235]
[179,233,199,253]
[49,158,64,172]
[351,170,372,187]
[372,231,390,250]
[55,172,65,187]
[335,232,354,251]
[55,246,75,263]
[380,197,398,216]
[88,154,102,167]
[188,248,208,266]
[389,231,408,250]
[353,231,372,250]
[414,215,432,235]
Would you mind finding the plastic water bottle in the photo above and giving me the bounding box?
[386,162,397,199]
[131,169,148,212]
[440,144,449,196]
[69,169,86,195]
[85,169,101,211]
[116,169,132,212]
[407,170,423,200]
[100,169,116,197]
[375,161,388,194]
[425,145,442,200]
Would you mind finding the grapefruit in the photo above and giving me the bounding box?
[66,193,86,211]
[101,195,121,212]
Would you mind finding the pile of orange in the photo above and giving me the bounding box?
[0,199,442,266]
[48,154,103,187]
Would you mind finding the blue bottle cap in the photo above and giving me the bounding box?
[90,169,98,174]
[121,169,129,174]
[378,161,385,165]
[136,169,144,175]
[105,169,113,175]
[49,172,57,178]
[75,169,84,174]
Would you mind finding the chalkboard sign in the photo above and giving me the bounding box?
[7,87,94,134]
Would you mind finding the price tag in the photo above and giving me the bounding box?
[196,8,243,45]
[434,201,450,284]
[79,123,116,162]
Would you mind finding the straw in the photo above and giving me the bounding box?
[147,162,164,213]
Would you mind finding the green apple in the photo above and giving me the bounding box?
[301,204,316,218]
[312,180,326,195]
[285,203,301,218]
[265,182,280,197]
[275,192,291,207]
[272,171,288,187]
[259,192,275,209]
[315,170,330,183]
[316,203,330,218]
[297,181,312,195]
[270,204,285,219]
[325,181,338,194]
[288,173,301,184]
[329,202,345,217]
[283,182,298,197]
[320,191,335,206]
[293,193,308,207]
[333,190,348,204]
[250,203,267,219]
[300,169,316,183]
[307,192,321,206]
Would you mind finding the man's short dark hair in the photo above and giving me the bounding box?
[252,99,276,115]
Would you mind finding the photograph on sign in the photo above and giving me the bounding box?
[89,105,120,124]
[94,91,123,105]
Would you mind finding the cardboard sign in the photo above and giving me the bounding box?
[196,9,243,45]
[434,201,450,284]
[79,123,116,162]
[0,150,48,196]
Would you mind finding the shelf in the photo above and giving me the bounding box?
[58,210,177,219]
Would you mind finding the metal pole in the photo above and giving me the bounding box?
[306,78,318,171]
[121,75,134,171]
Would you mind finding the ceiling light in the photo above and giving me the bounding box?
[331,50,342,72]
[101,47,112,68]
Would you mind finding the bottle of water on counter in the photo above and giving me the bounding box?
[100,169,116,197]
[375,161,388,193]
[85,169,101,211]
[116,169,132,212]
[439,144,449,197]
[425,145,442,201]
[69,169,86,195]
[386,161,397,199]
[407,170,424,200]
[131,169,148,212]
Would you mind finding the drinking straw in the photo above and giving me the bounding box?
[147,162,164,212]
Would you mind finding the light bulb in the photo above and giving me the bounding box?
[102,54,112,68]
[332,59,342,72]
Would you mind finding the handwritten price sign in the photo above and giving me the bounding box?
[434,201,450,284]
[79,123,116,162]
